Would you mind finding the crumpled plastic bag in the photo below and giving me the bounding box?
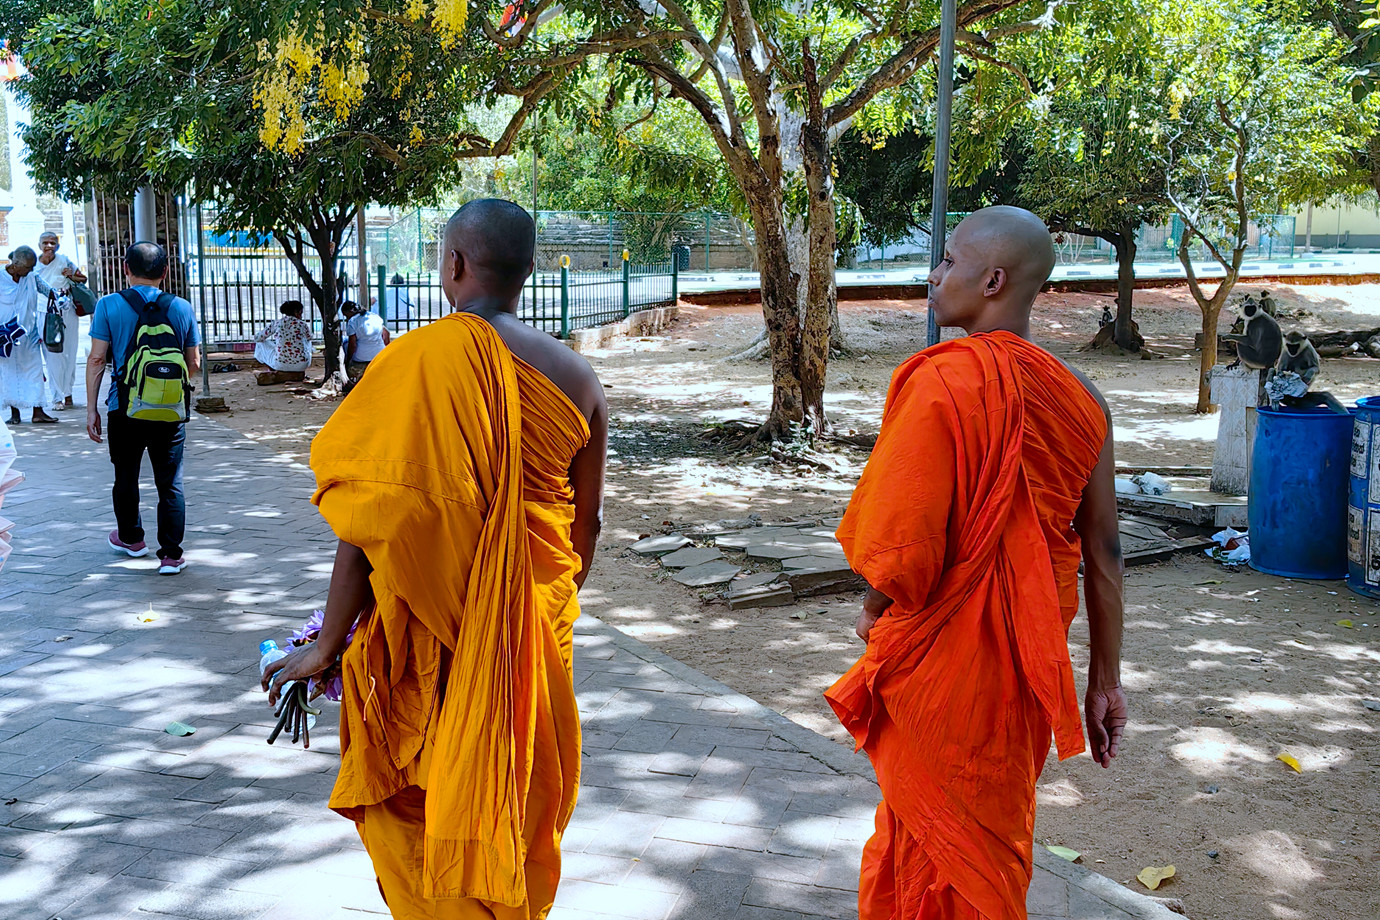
[1115,476,1141,495]
[1265,370,1309,405]
[1133,471,1172,496]
[1205,528,1250,564]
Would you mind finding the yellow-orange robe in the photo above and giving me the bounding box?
[825,331,1107,920]
[311,312,588,918]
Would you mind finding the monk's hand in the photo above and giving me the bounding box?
[856,607,881,643]
[1085,684,1128,768]
[262,643,333,707]
[855,587,894,643]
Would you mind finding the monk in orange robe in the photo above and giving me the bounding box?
[825,206,1127,919]
[264,199,608,918]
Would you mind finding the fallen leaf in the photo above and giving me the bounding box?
[1337,619,1355,628]
[1137,865,1176,890]
[1047,845,1081,862]
[1277,752,1302,773]
[53,635,72,642]
[136,604,159,623]
[164,721,196,737]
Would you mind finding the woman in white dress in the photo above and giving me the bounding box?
[36,231,86,410]
[0,247,56,424]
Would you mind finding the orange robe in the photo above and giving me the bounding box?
[310,312,588,918]
[825,331,1107,920]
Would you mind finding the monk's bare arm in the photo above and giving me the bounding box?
[263,539,374,704]
[1069,371,1127,768]
[569,388,608,590]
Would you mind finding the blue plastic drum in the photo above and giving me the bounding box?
[1348,396,1380,599]
[1249,405,1353,580]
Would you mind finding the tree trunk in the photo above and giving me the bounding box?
[1111,231,1143,351]
[306,226,347,387]
[1196,300,1223,413]
[799,99,835,432]
[756,203,808,441]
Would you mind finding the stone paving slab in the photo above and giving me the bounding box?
[0,408,1179,920]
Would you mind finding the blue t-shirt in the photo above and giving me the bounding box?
[90,285,201,412]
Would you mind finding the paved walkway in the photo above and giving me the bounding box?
[0,414,1178,920]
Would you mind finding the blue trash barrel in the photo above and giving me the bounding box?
[1348,397,1380,599]
[1249,405,1353,579]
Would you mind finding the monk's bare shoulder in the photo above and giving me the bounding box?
[487,314,605,421]
[1063,363,1111,421]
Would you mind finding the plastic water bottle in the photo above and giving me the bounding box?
[259,639,289,677]
[259,640,315,729]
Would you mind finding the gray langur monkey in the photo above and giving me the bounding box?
[1225,298,1283,370]
[1274,331,1320,385]
[1259,289,1278,317]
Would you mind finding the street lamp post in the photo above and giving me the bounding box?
[927,0,957,348]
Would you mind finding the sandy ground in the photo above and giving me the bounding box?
[212,283,1380,920]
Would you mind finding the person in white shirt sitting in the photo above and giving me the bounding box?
[253,300,314,385]
[342,300,390,380]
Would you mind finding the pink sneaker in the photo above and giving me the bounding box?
[158,556,187,575]
[108,530,149,558]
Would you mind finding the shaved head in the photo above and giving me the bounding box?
[442,199,536,303]
[926,206,1055,337]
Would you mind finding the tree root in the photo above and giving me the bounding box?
[725,329,770,362]
[309,371,348,400]
[1080,322,1151,357]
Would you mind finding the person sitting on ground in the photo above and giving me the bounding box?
[341,300,389,379]
[254,300,314,385]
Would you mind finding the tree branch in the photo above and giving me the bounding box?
[959,43,1033,93]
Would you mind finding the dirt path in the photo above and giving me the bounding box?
[214,283,1380,920]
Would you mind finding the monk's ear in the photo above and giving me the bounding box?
[984,267,1007,298]
[449,249,464,282]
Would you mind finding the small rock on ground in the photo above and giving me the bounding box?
[630,533,693,555]
[659,546,723,568]
[672,561,742,587]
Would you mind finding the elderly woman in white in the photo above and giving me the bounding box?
[36,231,87,410]
[0,247,57,424]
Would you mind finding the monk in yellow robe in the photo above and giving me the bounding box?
[825,207,1127,919]
[264,199,608,919]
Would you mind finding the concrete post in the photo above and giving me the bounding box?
[1211,364,1263,495]
[133,186,157,243]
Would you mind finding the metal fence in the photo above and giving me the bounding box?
[375,255,676,339]
[848,214,1297,269]
[382,208,759,275]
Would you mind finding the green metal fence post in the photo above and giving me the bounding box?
[622,249,631,318]
[560,255,570,339]
[671,251,679,303]
[376,266,387,322]
[704,211,711,271]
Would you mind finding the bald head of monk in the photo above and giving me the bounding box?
[926,206,1055,338]
[441,198,536,312]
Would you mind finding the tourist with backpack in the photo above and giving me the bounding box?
[85,242,201,575]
